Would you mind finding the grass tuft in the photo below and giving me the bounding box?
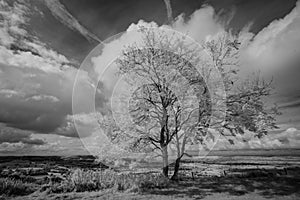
[49,169,170,193]
[0,178,37,196]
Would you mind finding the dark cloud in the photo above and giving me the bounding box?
[0,60,106,138]
[0,124,45,145]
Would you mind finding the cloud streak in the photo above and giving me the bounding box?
[163,0,173,24]
[43,0,101,43]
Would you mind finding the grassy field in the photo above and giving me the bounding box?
[2,173,299,200]
[0,166,299,200]
[0,150,299,199]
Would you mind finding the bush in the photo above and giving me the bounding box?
[0,178,37,196]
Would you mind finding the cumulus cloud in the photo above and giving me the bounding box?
[172,6,224,42]
[237,1,300,131]
[242,1,300,71]
[213,127,300,150]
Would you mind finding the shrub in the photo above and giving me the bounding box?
[0,178,37,196]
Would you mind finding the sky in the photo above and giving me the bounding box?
[0,0,300,155]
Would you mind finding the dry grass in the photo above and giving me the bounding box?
[48,169,170,193]
[0,178,37,196]
[2,167,299,200]
[0,169,170,197]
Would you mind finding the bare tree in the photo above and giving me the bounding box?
[107,28,206,177]
[169,33,279,180]
[100,29,279,179]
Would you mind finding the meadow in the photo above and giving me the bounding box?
[0,149,299,200]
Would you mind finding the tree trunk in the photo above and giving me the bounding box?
[161,145,169,177]
[171,157,181,181]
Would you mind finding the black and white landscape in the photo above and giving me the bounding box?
[0,0,299,199]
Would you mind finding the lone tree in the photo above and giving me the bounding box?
[100,28,279,179]
[168,33,279,180]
